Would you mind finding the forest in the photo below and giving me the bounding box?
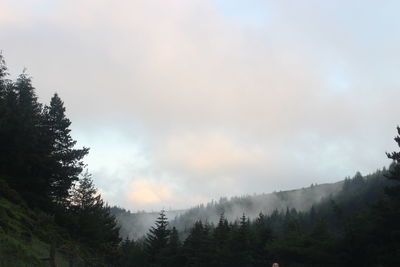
[0,53,400,266]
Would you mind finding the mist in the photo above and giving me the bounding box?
[114,177,344,239]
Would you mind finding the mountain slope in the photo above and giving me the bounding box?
[0,180,94,267]
[114,168,394,240]
[113,179,343,239]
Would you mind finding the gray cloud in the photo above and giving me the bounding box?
[1,0,399,210]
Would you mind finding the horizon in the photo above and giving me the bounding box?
[1,0,399,211]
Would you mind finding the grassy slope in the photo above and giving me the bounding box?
[0,181,89,267]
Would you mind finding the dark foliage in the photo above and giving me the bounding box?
[45,93,89,205]
[0,54,120,264]
[145,210,171,266]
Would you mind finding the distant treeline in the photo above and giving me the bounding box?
[0,54,121,265]
[117,163,400,266]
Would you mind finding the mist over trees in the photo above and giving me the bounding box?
[117,164,400,266]
[113,179,344,240]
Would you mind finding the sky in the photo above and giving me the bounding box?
[1,0,400,211]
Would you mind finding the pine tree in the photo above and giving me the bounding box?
[229,214,252,267]
[183,220,204,265]
[213,213,230,267]
[386,126,400,182]
[183,220,214,267]
[371,126,400,265]
[70,170,121,260]
[5,72,52,207]
[0,52,8,98]
[165,227,183,267]
[45,93,89,204]
[252,212,272,266]
[168,227,181,254]
[214,213,230,249]
[146,210,170,264]
[0,54,11,178]
[71,170,101,210]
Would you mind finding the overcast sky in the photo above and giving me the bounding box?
[1,0,400,211]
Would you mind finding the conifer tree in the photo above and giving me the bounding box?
[229,214,252,267]
[71,170,101,210]
[146,210,170,264]
[168,227,181,254]
[0,54,10,176]
[183,220,204,265]
[213,213,230,267]
[70,170,121,259]
[371,126,400,265]
[214,213,230,249]
[6,72,52,207]
[45,93,88,204]
[386,126,400,182]
[252,212,272,266]
[183,220,214,267]
[165,227,183,267]
[0,53,7,98]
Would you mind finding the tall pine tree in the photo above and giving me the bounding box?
[7,72,52,207]
[146,210,170,264]
[45,93,88,204]
[70,170,121,261]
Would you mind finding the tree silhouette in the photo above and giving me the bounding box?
[45,93,88,204]
[146,210,170,264]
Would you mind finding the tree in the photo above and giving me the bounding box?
[182,220,215,267]
[386,126,400,182]
[165,227,184,267]
[45,93,89,204]
[3,72,53,207]
[252,212,272,265]
[71,170,101,210]
[168,227,181,253]
[118,238,148,267]
[228,214,252,267]
[0,62,86,209]
[370,126,400,265]
[146,210,170,264]
[213,213,230,267]
[0,54,13,179]
[70,170,121,261]
[0,52,8,99]
[0,54,120,264]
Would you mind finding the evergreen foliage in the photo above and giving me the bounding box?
[69,171,121,260]
[0,54,121,265]
[45,93,89,205]
[145,210,170,265]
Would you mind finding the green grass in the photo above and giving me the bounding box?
[0,187,89,267]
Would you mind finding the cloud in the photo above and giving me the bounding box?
[127,179,173,205]
[158,132,264,175]
[1,0,400,210]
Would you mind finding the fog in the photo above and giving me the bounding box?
[115,179,344,239]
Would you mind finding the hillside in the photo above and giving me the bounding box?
[0,55,121,266]
[0,180,90,267]
[115,166,400,266]
[113,168,393,241]
[113,178,343,239]
[170,180,344,231]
